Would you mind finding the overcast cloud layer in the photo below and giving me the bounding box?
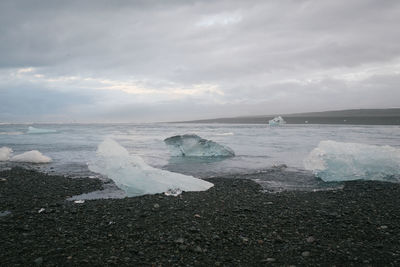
[1,0,400,122]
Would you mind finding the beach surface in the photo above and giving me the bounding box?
[1,168,400,266]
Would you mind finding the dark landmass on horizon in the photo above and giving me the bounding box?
[174,108,400,125]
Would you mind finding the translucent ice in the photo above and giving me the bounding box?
[269,116,286,126]
[10,150,52,163]
[0,147,13,161]
[164,134,235,157]
[304,140,400,182]
[27,126,57,134]
[88,138,214,197]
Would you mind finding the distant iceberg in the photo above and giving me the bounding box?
[0,147,13,161]
[27,126,57,134]
[10,150,52,163]
[269,116,286,126]
[164,134,235,157]
[304,140,400,182]
[88,138,214,197]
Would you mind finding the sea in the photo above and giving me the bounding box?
[1,123,399,197]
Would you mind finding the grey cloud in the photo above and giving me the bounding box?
[0,0,399,122]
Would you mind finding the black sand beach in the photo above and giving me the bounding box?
[1,168,400,266]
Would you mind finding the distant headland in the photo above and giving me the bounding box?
[174,108,400,125]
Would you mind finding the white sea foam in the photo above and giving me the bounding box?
[304,140,400,182]
[215,132,234,136]
[10,150,52,163]
[27,126,57,134]
[0,131,23,135]
[88,138,214,197]
[0,147,13,161]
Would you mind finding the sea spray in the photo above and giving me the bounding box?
[88,138,213,197]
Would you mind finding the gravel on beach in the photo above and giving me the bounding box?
[1,167,400,266]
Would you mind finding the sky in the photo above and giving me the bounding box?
[1,0,400,123]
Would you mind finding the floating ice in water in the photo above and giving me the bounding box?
[27,126,57,134]
[269,116,286,126]
[88,138,214,197]
[304,140,400,182]
[164,134,235,157]
[10,150,52,163]
[74,200,85,204]
[0,147,13,161]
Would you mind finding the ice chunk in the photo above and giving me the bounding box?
[164,134,235,157]
[10,150,52,163]
[0,147,13,161]
[88,138,214,197]
[269,116,286,126]
[27,126,57,134]
[304,140,400,182]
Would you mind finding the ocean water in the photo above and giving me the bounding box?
[1,123,399,194]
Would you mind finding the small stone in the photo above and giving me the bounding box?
[306,236,315,243]
[266,258,276,262]
[67,256,73,260]
[154,203,160,209]
[0,178,7,182]
[379,225,388,230]
[194,214,201,218]
[240,236,249,243]
[194,246,203,253]
[34,257,43,265]
[302,251,310,257]
[175,237,184,244]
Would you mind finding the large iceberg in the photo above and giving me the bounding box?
[10,150,52,163]
[0,147,13,161]
[269,116,286,126]
[164,134,235,157]
[27,126,57,134]
[88,138,214,197]
[304,140,400,182]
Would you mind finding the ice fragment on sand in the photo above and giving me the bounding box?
[27,126,57,134]
[0,147,12,161]
[164,188,183,196]
[164,134,235,157]
[304,140,400,182]
[11,150,52,163]
[38,208,45,213]
[88,138,214,197]
[269,116,286,126]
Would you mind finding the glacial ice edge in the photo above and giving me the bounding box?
[164,134,235,157]
[88,138,214,197]
[304,140,400,182]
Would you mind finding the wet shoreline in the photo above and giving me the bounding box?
[1,167,400,266]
